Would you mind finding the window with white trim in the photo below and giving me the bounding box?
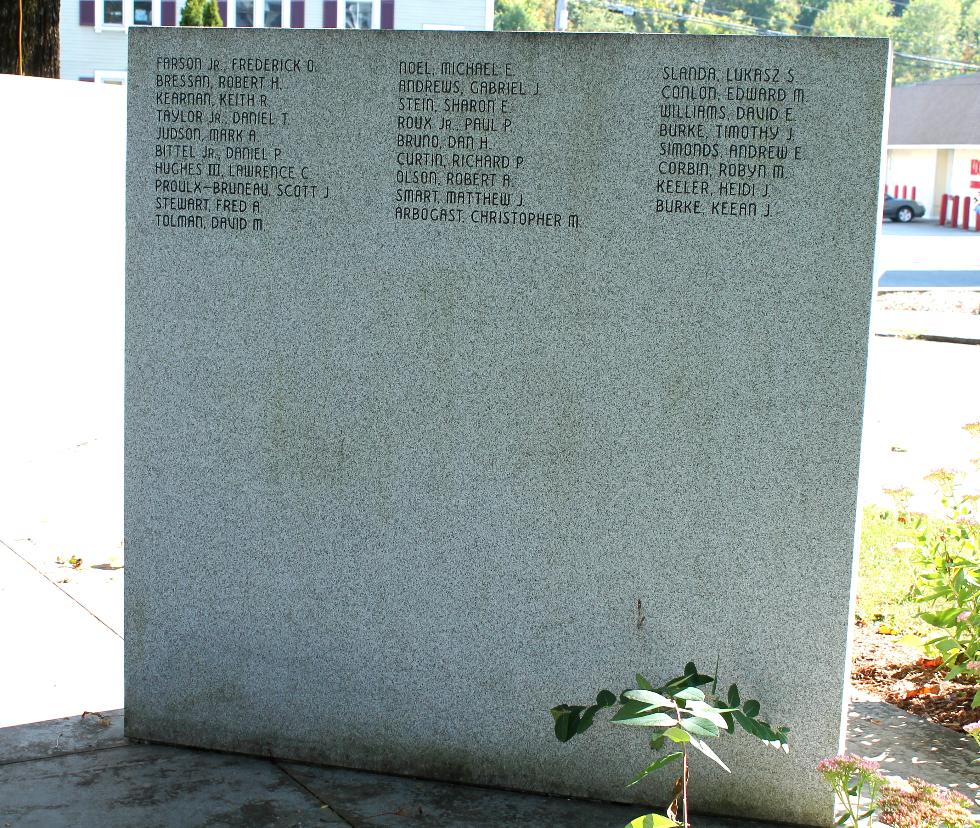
[236,0,254,25]
[340,0,377,28]
[95,0,160,29]
[265,0,282,26]
[133,0,153,24]
[344,1,370,28]
[103,0,123,24]
[224,0,290,27]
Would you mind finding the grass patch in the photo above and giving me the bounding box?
[856,505,944,636]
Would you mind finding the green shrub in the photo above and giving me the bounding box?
[179,0,203,26]
[550,662,788,828]
[912,493,980,701]
[201,0,222,26]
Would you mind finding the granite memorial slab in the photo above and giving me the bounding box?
[125,28,890,826]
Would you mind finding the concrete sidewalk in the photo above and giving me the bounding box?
[0,527,785,828]
[0,710,776,828]
[2,696,979,827]
[2,519,979,828]
[874,309,980,345]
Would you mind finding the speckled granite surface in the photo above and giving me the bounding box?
[126,28,889,826]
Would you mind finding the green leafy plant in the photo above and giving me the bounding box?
[201,0,223,26]
[179,0,203,25]
[180,0,222,26]
[817,754,884,827]
[876,777,977,828]
[910,484,980,704]
[550,662,789,828]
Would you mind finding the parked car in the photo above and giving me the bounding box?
[883,193,926,223]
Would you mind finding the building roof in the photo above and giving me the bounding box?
[888,72,980,145]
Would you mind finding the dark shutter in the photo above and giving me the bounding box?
[322,0,336,26]
[79,0,95,25]
[290,0,303,26]
[162,0,176,25]
[380,0,393,29]
[80,76,95,82]
[218,1,227,23]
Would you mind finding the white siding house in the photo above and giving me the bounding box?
[60,0,494,82]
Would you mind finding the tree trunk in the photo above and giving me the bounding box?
[0,0,60,78]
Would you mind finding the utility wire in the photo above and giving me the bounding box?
[591,0,980,69]
[894,52,980,69]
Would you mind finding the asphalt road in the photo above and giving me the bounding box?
[880,269,980,289]
[876,221,979,286]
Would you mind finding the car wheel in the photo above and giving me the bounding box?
[897,206,913,223]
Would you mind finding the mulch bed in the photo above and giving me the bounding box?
[851,621,980,732]
[876,291,980,315]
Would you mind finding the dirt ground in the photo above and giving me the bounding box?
[852,622,980,732]
[877,290,980,314]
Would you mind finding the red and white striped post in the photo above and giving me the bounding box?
[911,186,916,201]
[952,195,960,228]
[902,185,907,198]
[964,196,971,230]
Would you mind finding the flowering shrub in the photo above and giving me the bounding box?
[816,754,883,828]
[923,469,963,501]
[908,440,980,705]
[965,721,980,767]
[876,778,976,828]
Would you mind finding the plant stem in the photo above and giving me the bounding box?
[682,748,689,828]
[673,702,689,828]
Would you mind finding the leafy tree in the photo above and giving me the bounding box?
[962,0,980,61]
[0,0,58,77]
[493,0,549,30]
[683,5,753,34]
[201,0,223,26]
[180,0,204,26]
[567,0,638,31]
[495,0,534,30]
[766,0,802,31]
[812,0,895,37]
[893,0,964,82]
[637,0,687,33]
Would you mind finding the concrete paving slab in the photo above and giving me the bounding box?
[0,543,123,728]
[0,710,125,766]
[0,695,977,827]
[0,438,124,637]
[0,743,350,828]
[847,695,980,802]
[281,761,788,828]
[0,719,788,828]
[281,762,645,828]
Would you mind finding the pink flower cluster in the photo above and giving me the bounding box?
[816,754,882,780]
[876,778,974,828]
